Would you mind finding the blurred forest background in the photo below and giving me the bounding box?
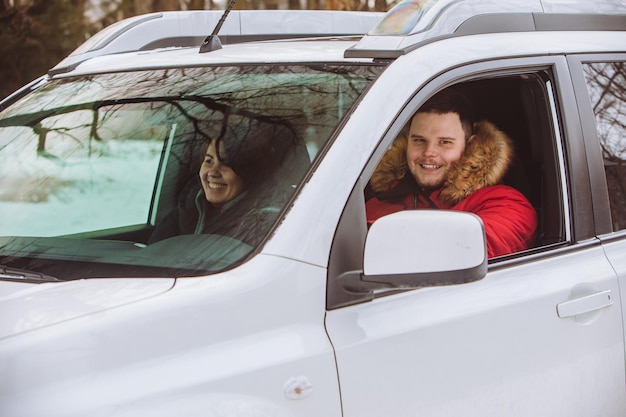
[0,0,391,99]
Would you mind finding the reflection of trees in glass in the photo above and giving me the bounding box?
[1,65,382,160]
[584,62,626,230]
[0,64,383,211]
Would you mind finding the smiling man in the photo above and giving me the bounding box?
[366,88,537,258]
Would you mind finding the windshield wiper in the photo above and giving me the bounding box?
[0,264,61,283]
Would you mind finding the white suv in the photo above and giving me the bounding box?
[1,1,626,416]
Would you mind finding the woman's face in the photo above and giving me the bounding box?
[199,141,245,205]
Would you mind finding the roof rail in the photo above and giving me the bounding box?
[345,0,626,59]
[49,10,384,76]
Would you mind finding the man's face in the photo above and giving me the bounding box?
[406,111,469,189]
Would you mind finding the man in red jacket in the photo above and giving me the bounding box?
[366,89,537,258]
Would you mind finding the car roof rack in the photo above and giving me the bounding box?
[48,9,384,76]
[345,0,626,59]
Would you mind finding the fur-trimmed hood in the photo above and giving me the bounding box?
[369,120,514,205]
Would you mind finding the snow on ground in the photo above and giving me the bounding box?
[0,139,163,237]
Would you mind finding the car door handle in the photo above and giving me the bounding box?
[557,290,613,318]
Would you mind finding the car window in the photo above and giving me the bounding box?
[329,67,572,308]
[0,103,166,236]
[0,64,384,279]
[364,72,567,259]
[583,61,626,232]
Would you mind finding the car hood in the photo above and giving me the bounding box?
[0,277,175,340]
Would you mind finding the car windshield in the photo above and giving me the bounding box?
[0,64,384,280]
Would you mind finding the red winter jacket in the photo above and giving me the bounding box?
[366,120,537,258]
[366,184,537,258]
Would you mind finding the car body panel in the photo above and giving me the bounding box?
[326,246,626,416]
[0,255,341,417]
[60,30,626,78]
[0,278,174,339]
[58,41,367,77]
[602,235,626,350]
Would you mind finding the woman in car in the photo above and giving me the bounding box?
[149,115,308,246]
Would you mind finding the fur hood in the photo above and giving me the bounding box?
[369,120,514,205]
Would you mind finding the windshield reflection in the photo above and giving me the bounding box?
[0,64,383,279]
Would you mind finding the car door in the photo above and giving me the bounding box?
[325,56,626,416]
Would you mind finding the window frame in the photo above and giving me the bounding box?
[327,55,592,310]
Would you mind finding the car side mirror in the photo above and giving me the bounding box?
[338,210,487,293]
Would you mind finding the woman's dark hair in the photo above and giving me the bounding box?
[206,114,310,246]
[212,114,303,186]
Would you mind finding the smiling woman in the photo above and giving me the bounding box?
[149,115,306,247]
[200,141,245,206]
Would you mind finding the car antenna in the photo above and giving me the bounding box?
[199,0,237,53]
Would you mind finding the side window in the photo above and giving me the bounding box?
[583,62,626,231]
[364,74,567,259]
[329,68,571,308]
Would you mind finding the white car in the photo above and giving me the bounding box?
[1,1,626,416]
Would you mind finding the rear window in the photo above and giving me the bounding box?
[0,64,384,280]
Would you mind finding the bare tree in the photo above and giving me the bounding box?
[0,0,392,100]
[0,0,91,99]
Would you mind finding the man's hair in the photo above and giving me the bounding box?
[417,88,474,140]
